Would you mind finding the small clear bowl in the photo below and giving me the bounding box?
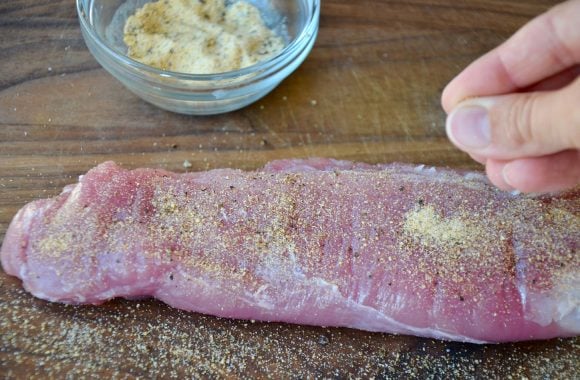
[76,0,320,115]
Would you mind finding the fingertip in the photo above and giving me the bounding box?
[502,151,580,193]
[442,72,471,114]
[441,81,456,114]
[441,49,513,115]
[502,161,541,193]
[469,153,487,165]
[485,159,514,191]
[446,99,499,156]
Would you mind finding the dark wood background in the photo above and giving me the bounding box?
[1,0,578,378]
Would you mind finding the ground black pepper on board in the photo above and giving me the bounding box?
[1,280,578,378]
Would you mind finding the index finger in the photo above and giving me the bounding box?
[442,0,580,113]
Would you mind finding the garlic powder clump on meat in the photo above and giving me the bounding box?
[123,0,285,74]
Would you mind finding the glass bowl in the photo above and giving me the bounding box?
[76,0,320,115]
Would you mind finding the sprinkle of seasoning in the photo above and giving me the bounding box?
[317,335,330,346]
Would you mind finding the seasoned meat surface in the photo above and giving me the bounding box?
[1,159,578,343]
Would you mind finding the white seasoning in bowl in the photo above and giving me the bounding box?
[123,0,285,74]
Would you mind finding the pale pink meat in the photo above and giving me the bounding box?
[1,159,578,343]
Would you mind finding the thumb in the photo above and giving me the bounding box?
[445,77,580,160]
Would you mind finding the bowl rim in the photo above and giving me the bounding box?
[76,0,320,81]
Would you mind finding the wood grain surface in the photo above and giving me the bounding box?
[1,0,578,378]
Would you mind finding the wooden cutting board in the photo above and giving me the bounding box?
[1,0,578,378]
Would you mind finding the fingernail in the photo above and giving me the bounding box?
[447,105,492,149]
[502,163,516,191]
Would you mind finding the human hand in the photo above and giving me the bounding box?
[442,0,580,193]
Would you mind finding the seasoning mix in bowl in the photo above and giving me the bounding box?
[124,0,286,74]
[77,0,320,114]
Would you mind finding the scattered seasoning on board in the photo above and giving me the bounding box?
[1,285,578,378]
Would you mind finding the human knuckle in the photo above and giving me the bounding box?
[503,93,540,147]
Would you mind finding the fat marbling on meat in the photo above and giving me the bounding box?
[1,159,578,343]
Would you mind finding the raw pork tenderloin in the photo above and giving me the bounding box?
[1,159,578,343]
